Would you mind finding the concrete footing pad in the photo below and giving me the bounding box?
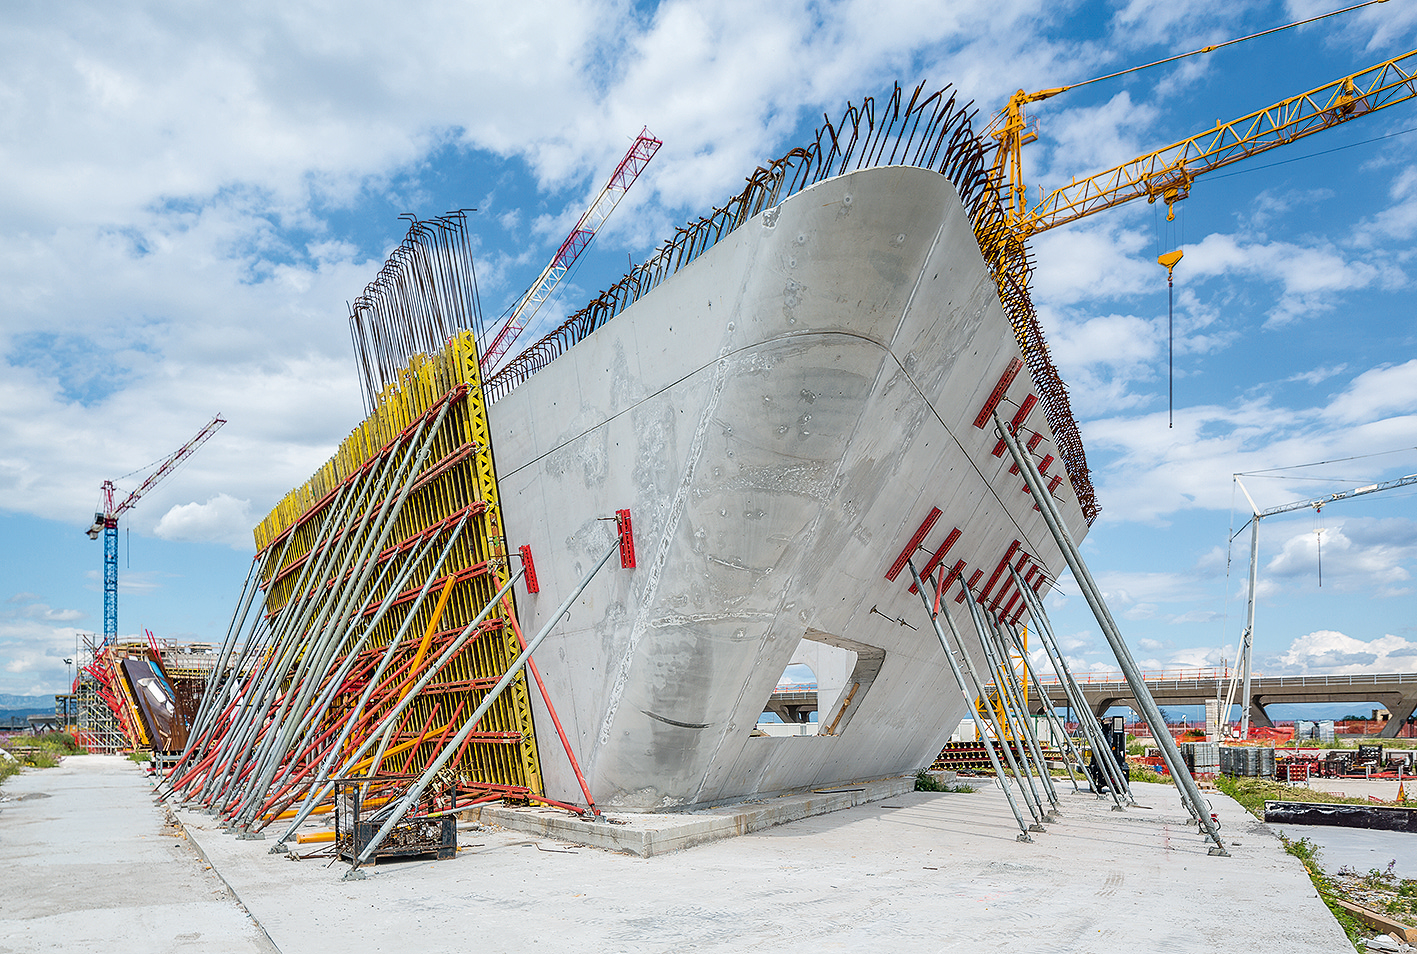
[456,774,917,856]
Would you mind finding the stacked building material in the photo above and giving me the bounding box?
[1218,745,1275,777]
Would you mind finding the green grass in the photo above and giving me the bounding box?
[1214,775,1373,817]
[0,731,84,784]
[916,770,977,793]
[1280,836,1366,949]
[32,731,82,755]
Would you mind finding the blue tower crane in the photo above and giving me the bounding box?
[85,414,226,644]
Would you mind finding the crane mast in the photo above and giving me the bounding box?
[1224,471,1417,737]
[85,414,226,644]
[479,128,662,373]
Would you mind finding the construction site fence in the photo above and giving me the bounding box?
[483,80,1098,524]
[1119,719,1417,741]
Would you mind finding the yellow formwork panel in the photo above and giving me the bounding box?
[252,330,543,797]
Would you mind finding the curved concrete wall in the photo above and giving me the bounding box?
[490,165,1091,810]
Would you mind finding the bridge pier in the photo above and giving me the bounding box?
[1381,695,1417,739]
[1248,699,1274,729]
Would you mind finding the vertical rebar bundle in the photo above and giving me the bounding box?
[349,212,483,414]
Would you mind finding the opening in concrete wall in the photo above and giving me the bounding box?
[760,662,820,729]
[756,631,885,737]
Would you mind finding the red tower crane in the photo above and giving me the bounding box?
[479,128,662,373]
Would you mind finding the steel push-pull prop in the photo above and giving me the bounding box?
[344,512,637,878]
[993,409,1227,855]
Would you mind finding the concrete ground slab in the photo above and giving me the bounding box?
[456,774,916,856]
[1273,823,1417,880]
[0,755,276,954]
[169,772,1353,953]
[1305,777,1412,802]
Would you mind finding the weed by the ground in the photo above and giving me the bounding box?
[1279,836,1367,949]
[0,731,82,786]
[32,731,82,755]
[915,770,976,793]
[1124,760,1173,784]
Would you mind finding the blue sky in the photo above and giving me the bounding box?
[2,0,1415,701]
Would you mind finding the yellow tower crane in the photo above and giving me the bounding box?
[983,40,1415,421]
[985,47,1416,245]
[972,22,1416,726]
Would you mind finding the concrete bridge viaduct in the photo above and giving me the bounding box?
[1032,672,1417,739]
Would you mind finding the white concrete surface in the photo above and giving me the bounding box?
[165,764,1352,953]
[1273,776,1417,879]
[1273,824,1417,880]
[0,755,275,954]
[491,165,1090,811]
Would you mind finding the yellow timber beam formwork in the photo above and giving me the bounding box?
[251,329,543,804]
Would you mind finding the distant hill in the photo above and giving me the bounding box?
[0,695,59,731]
[0,694,56,708]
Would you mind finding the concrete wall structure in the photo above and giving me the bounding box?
[490,166,1092,811]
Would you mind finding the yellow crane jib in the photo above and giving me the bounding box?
[995,48,1417,239]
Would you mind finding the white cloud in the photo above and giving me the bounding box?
[1284,364,1347,386]
[1181,232,1394,327]
[0,595,91,695]
[1355,164,1417,245]
[1264,517,1416,598]
[1077,369,1417,525]
[1324,359,1417,425]
[1030,219,1152,305]
[1038,91,1161,185]
[154,494,256,549]
[1268,628,1417,676]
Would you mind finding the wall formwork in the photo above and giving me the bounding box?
[214,331,545,818]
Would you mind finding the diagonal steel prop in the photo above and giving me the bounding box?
[1008,564,1129,806]
[261,517,465,805]
[993,409,1226,855]
[271,565,525,850]
[907,560,1035,842]
[233,403,451,833]
[258,516,470,832]
[959,583,1054,818]
[976,600,1060,811]
[348,537,622,876]
[999,616,1084,792]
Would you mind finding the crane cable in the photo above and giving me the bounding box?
[1055,0,1393,97]
[1029,0,1393,428]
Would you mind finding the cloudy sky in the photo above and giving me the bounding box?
[2,0,1415,702]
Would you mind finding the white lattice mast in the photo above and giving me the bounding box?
[479,128,662,373]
